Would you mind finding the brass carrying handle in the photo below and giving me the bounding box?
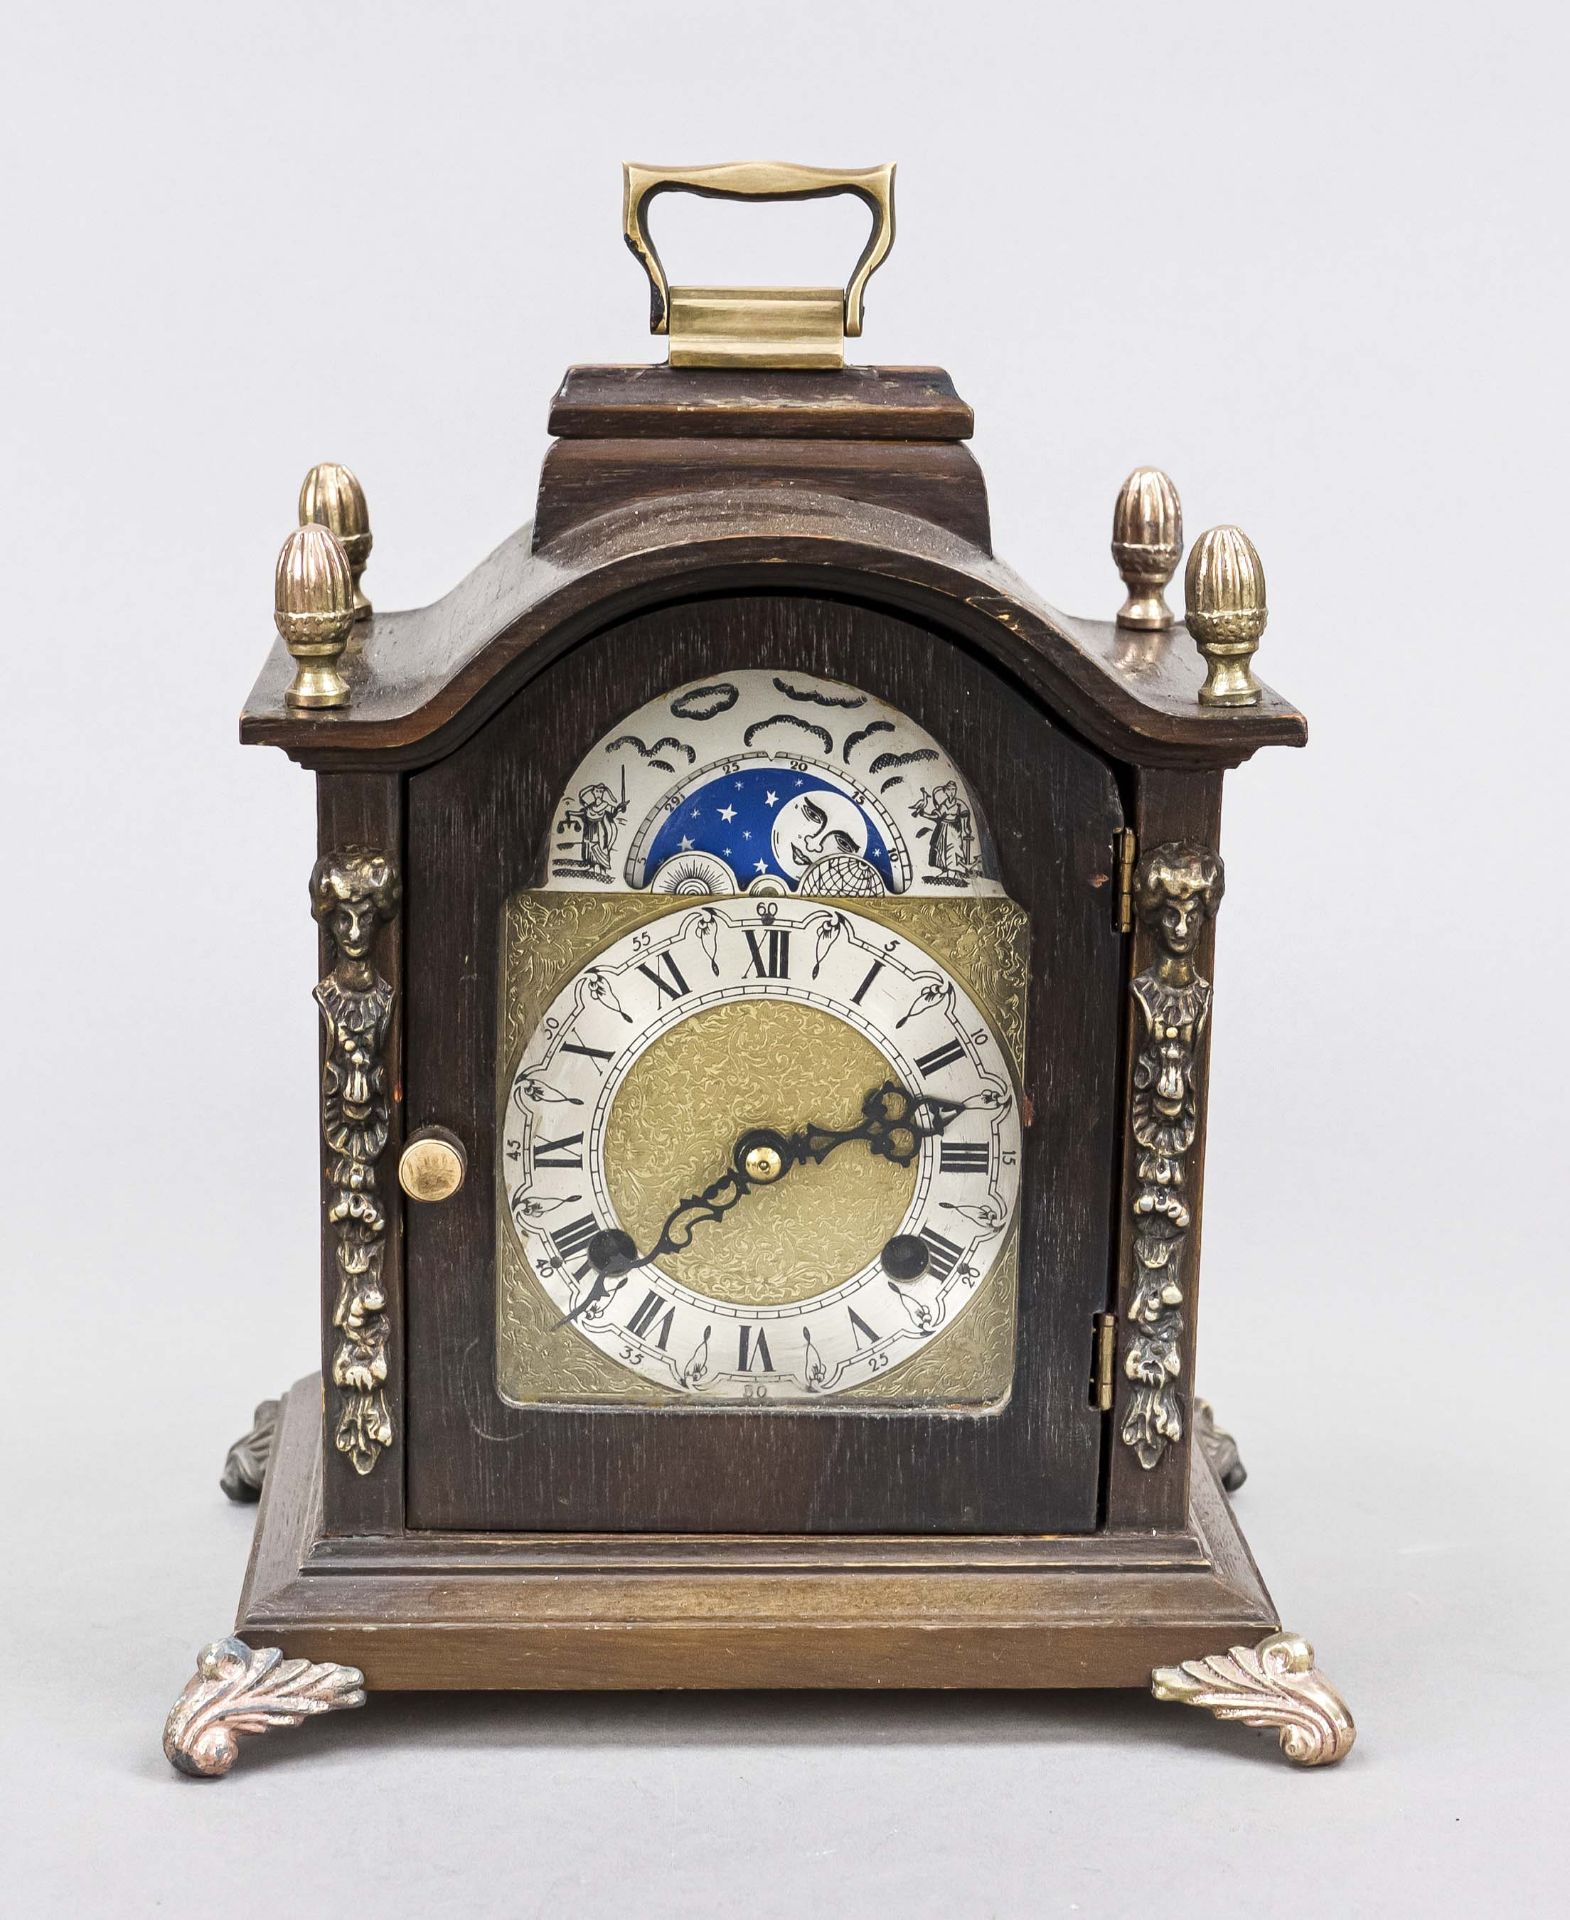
[622,161,896,337]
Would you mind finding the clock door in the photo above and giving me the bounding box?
[403,593,1126,1532]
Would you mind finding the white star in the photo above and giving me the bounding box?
[678,835,694,851]
[753,859,768,874]
[718,804,737,823]
[764,790,779,806]
[742,830,751,840]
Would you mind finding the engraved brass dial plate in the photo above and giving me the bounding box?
[497,893,1028,1408]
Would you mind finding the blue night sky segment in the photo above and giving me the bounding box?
[643,767,895,888]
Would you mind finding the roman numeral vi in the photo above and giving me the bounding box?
[738,1325,775,1372]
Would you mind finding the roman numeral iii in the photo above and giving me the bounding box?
[939,1141,989,1173]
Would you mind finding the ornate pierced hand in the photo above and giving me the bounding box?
[559,1082,962,1325]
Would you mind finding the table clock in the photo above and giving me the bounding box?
[166,162,1355,1776]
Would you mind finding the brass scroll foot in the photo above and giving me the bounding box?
[164,1638,365,1777]
[219,1399,280,1502]
[1194,1397,1247,1492]
[1151,1630,1355,1767]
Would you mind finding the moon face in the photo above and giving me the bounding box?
[771,789,868,880]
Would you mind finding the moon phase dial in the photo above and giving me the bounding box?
[500,898,1023,1406]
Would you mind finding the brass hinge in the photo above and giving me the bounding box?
[1091,1312,1117,1412]
[1113,829,1137,933]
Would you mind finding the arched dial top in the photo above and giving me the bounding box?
[547,668,1003,899]
[499,896,1023,1406]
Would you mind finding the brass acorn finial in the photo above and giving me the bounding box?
[1185,526,1267,707]
[276,522,354,710]
[1112,467,1183,630]
[299,462,372,620]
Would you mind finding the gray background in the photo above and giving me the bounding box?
[2,1,1563,1912]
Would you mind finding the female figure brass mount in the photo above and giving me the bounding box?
[1122,841,1222,1470]
[312,847,401,1476]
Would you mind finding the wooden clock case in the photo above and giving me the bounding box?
[166,359,1354,1775]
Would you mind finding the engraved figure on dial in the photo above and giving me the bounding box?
[547,670,1001,898]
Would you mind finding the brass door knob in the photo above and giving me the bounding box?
[398,1127,467,1203]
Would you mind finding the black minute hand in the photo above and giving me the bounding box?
[643,1080,964,1265]
[555,1082,963,1329]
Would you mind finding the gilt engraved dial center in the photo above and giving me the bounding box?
[499,895,1026,1406]
[604,998,915,1308]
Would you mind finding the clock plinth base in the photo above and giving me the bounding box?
[194,1377,1347,1753]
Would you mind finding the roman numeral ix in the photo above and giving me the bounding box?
[532,1131,584,1169]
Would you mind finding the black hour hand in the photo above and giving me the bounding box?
[556,1081,963,1329]
[639,1081,961,1266]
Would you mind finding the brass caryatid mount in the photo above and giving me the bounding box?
[1186,524,1267,707]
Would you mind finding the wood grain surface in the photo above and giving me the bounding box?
[402,592,1125,1533]
[545,364,976,441]
[532,435,991,550]
[238,1377,1279,1691]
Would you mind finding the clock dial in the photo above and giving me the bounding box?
[500,898,1022,1404]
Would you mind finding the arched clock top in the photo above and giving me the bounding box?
[240,492,1306,776]
[547,669,1002,900]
